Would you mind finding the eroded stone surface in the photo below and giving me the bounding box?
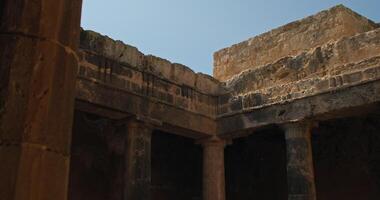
[0,0,82,199]
[80,30,225,95]
[283,122,316,200]
[2,2,380,200]
[219,28,380,115]
[76,5,380,137]
[213,5,378,81]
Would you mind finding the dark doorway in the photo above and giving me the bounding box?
[68,110,125,200]
[312,114,380,200]
[225,128,288,200]
[151,131,202,200]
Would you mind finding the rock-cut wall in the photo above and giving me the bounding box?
[78,30,227,120]
[76,5,380,135]
[80,30,225,95]
[217,28,380,115]
[213,5,379,81]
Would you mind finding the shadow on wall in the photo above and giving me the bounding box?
[312,114,380,200]
[69,111,126,200]
[225,128,288,200]
[151,131,202,200]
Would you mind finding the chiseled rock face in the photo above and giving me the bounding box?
[217,28,380,114]
[213,5,379,81]
[80,29,225,95]
[226,28,380,95]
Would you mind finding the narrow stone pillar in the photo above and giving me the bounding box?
[283,121,317,200]
[0,1,82,199]
[200,136,227,200]
[124,119,152,200]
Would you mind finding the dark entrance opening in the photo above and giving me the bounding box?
[69,111,203,200]
[151,130,202,200]
[68,110,125,200]
[225,128,288,200]
[312,114,380,200]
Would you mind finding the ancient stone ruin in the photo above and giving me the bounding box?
[1,2,380,200]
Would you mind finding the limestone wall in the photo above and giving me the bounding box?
[78,30,224,119]
[80,30,225,95]
[213,5,379,81]
[218,28,380,115]
[77,6,380,136]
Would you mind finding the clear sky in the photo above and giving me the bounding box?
[81,0,380,75]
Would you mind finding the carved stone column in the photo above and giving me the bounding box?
[0,1,82,200]
[283,121,317,200]
[200,136,228,200]
[124,119,152,200]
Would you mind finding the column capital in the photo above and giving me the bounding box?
[196,136,232,148]
[281,120,317,139]
[125,117,154,130]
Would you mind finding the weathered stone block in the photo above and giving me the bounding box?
[172,63,196,87]
[131,83,141,94]
[229,96,243,111]
[343,72,363,84]
[242,93,265,108]
[80,30,145,68]
[144,55,172,79]
[329,77,337,88]
[219,94,231,105]
[214,5,378,81]
[112,76,125,89]
[14,146,70,200]
[80,30,224,97]
[166,94,174,104]
[315,79,330,91]
[363,67,378,79]
[225,28,380,100]
[195,73,223,94]
[218,106,229,115]
[1,0,82,48]
[78,66,86,77]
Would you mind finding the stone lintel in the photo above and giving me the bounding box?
[217,79,380,136]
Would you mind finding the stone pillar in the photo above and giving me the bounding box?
[200,136,227,200]
[283,121,317,200]
[124,119,152,200]
[0,1,82,200]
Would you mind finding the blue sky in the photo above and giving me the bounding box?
[81,0,380,75]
